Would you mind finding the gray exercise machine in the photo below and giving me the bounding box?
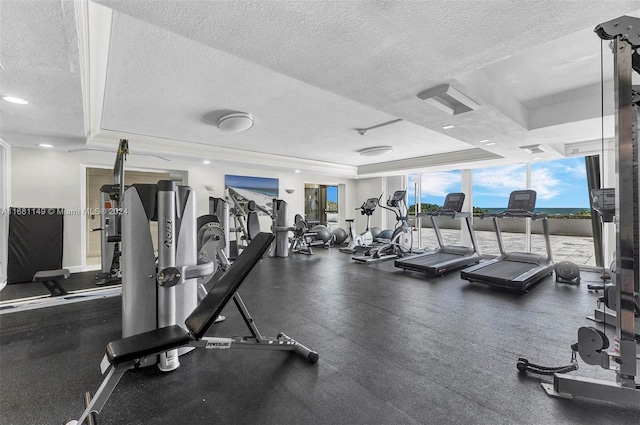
[352,190,413,263]
[394,192,480,276]
[460,190,554,292]
[121,180,214,370]
[209,197,231,258]
[288,214,318,255]
[542,16,639,405]
[94,139,128,286]
[339,197,378,254]
[224,191,291,258]
[65,232,318,425]
[586,188,640,337]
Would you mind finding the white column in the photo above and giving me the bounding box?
[525,163,531,252]
[461,169,472,246]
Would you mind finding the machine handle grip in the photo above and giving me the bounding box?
[184,261,215,280]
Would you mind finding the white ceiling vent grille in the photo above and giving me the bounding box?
[417,84,479,115]
[519,144,547,154]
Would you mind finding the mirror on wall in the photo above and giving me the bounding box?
[85,168,172,267]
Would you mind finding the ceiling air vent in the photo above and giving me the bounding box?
[417,84,479,115]
[519,144,547,154]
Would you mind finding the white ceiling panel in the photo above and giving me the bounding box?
[2,1,640,175]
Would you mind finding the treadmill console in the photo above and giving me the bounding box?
[442,193,465,213]
[507,190,536,212]
[590,188,615,223]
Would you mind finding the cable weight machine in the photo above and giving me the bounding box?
[541,16,640,405]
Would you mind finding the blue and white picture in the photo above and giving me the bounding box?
[225,174,279,211]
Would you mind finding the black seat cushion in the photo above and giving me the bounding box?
[106,325,191,365]
[185,232,274,340]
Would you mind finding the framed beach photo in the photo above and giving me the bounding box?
[224,174,279,213]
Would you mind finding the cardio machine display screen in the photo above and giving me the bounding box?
[507,190,536,212]
[392,190,406,201]
[364,198,378,209]
[442,193,465,212]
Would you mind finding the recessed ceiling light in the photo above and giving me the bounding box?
[294,170,301,173]
[358,146,394,156]
[486,142,496,146]
[38,143,53,148]
[478,139,489,143]
[2,96,28,105]
[442,124,455,130]
[202,160,211,164]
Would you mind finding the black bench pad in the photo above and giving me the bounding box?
[106,325,191,365]
[33,269,70,281]
[186,232,274,339]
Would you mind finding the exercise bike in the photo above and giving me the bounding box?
[352,190,413,263]
[339,197,378,254]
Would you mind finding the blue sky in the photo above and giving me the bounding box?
[408,157,590,208]
[327,186,338,202]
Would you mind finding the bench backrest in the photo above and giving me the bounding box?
[185,232,274,339]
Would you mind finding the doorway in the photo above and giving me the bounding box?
[304,184,338,225]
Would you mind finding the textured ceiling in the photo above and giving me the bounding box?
[0,1,85,147]
[2,1,640,176]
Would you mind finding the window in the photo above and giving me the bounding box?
[472,163,527,213]
[531,157,589,215]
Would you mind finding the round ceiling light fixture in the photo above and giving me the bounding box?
[358,146,394,156]
[217,112,254,133]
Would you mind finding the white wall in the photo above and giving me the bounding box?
[10,147,356,270]
[354,177,385,232]
[0,141,9,289]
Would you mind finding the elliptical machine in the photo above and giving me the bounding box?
[352,190,413,263]
[339,197,378,254]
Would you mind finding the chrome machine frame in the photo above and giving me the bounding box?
[543,16,640,405]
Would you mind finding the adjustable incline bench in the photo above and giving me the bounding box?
[67,232,318,424]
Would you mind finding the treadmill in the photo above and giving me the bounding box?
[460,190,554,292]
[394,193,480,276]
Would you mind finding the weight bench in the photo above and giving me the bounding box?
[67,232,318,425]
[33,268,71,296]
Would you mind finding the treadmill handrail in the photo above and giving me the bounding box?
[417,210,471,219]
[480,209,548,220]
